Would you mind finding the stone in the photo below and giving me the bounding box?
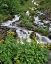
[30,32,36,39]
[0,26,9,40]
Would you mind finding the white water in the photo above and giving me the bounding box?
[1,0,51,44]
[26,11,29,16]
[1,15,51,44]
[1,15,20,26]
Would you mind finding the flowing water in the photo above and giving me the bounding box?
[0,1,51,64]
[1,14,51,44]
[1,0,51,44]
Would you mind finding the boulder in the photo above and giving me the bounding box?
[30,32,36,39]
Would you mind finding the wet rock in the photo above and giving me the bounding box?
[0,26,18,40]
[39,14,47,20]
[12,22,15,26]
[23,31,26,34]
[40,8,51,21]
[9,28,18,38]
[30,32,36,39]
[48,17,51,21]
[0,26,9,40]
[48,34,51,40]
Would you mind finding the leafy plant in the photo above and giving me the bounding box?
[14,40,49,64]
[0,31,49,64]
[35,26,49,35]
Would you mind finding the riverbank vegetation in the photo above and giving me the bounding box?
[0,31,49,64]
[0,0,35,23]
[35,0,51,10]
[0,0,51,63]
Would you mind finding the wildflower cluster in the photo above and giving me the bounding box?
[0,31,49,64]
[0,39,4,43]
[44,43,51,50]
[7,31,15,35]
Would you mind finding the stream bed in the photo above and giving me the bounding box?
[0,0,51,64]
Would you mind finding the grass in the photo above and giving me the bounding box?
[35,0,51,10]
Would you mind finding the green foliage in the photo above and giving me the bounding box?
[35,0,51,9]
[20,13,32,27]
[35,26,49,35]
[0,14,4,23]
[14,40,49,64]
[0,31,49,64]
[29,10,36,16]
[0,0,31,15]
[22,20,32,28]
[0,0,35,23]
[0,0,21,14]
[0,14,12,23]
[0,33,18,64]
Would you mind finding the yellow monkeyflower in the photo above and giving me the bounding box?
[0,39,4,43]
[44,45,47,48]
[40,43,44,47]
[11,32,15,35]
[16,60,20,62]
[14,56,19,60]
[34,56,36,58]
[7,31,15,35]
[14,57,17,61]
[1,39,4,42]
[37,60,40,62]
[47,42,50,45]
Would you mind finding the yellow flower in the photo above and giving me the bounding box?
[44,45,47,48]
[7,31,15,35]
[48,45,50,47]
[0,39,4,43]
[1,39,4,42]
[17,60,20,62]
[34,56,36,58]
[47,43,50,45]
[40,43,44,47]
[14,56,20,61]
[33,35,36,39]
[11,32,15,35]
[14,57,17,61]
[37,60,40,62]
